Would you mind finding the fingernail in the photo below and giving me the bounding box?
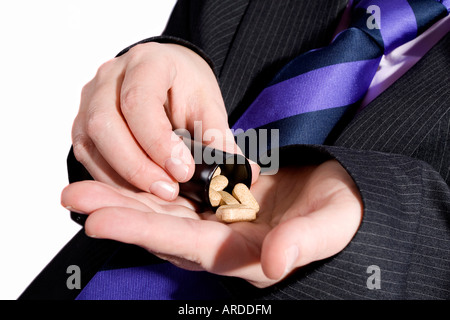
[284,245,299,276]
[165,158,190,182]
[65,205,85,214]
[150,180,177,200]
[85,232,102,239]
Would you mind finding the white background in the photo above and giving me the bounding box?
[0,0,176,300]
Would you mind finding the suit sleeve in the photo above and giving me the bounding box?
[328,146,450,299]
[251,144,450,300]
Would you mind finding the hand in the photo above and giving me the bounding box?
[71,42,257,200]
[61,160,363,288]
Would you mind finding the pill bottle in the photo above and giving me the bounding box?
[70,137,252,226]
[179,137,252,211]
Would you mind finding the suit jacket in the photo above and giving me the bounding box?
[20,0,450,300]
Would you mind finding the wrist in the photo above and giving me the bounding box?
[115,35,216,76]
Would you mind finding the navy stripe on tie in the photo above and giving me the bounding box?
[250,105,351,149]
[269,28,382,86]
[408,0,449,34]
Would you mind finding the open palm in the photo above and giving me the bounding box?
[62,160,362,288]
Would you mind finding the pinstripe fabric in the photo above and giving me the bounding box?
[193,0,249,75]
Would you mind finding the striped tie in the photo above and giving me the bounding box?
[74,0,449,300]
[232,0,449,157]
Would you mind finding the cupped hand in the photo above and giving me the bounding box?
[71,42,256,201]
[61,160,363,288]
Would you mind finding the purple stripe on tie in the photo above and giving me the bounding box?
[442,0,450,11]
[76,263,230,300]
[232,58,380,131]
[356,0,418,53]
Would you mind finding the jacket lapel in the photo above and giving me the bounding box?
[217,0,349,124]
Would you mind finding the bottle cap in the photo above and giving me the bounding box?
[179,138,252,211]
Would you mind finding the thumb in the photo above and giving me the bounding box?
[260,205,359,280]
[260,216,322,280]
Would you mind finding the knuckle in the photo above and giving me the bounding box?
[80,82,92,100]
[85,110,109,139]
[143,124,174,157]
[95,59,116,79]
[126,45,145,61]
[122,161,147,185]
[126,42,162,60]
[120,86,147,115]
[189,222,205,266]
[72,134,93,164]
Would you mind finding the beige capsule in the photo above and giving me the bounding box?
[209,188,222,207]
[212,166,221,178]
[218,190,240,205]
[215,204,257,223]
[210,175,228,191]
[232,183,260,213]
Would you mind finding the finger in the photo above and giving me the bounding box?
[71,124,139,191]
[82,75,179,200]
[85,207,226,266]
[84,207,267,281]
[61,180,158,214]
[260,195,363,280]
[120,59,195,184]
[166,43,260,184]
[249,160,261,185]
[61,180,199,218]
[192,116,260,184]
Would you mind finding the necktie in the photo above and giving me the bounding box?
[75,0,449,300]
[232,0,449,157]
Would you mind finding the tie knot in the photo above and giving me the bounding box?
[350,0,448,54]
